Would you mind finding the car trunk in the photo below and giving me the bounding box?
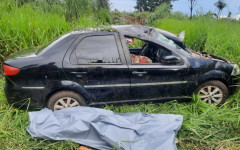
[3,54,45,88]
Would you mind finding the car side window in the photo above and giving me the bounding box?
[75,35,121,64]
[125,37,175,64]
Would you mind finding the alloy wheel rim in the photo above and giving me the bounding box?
[198,86,223,104]
[54,97,80,111]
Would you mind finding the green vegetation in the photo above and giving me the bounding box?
[0,2,70,60]
[0,76,73,149]
[0,0,240,149]
[106,94,240,149]
[214,0,227,18]
[135,0,176,12]
[154,18,240,64]
[1,75,240,149]
[112,3,188,25]
[0,0,110,62]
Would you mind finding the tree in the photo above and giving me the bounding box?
[227,11,232,17]
[188,0,198,19]
[135,0,176,12]
[147,3,171,23]
[214,0,227,18]
[95,0,110,11]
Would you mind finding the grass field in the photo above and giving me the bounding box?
[1,1,240,149]
[0,81,240,150]
[0,0,104,61]
[0,76,80,149]
[154,18,240,65]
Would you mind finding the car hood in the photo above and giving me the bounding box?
[189,49,233,64]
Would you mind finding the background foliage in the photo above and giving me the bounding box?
[154,18,240,64]
[0,0,111,62]
[0,0,240,149]
[135,0,176,12]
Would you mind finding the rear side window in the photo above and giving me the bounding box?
[75,35,121,64]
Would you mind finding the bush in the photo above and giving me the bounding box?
[147,3,171,24]
[33,0,65,16]
[65,0,94,21]
[96,8,112,24]
[112,17,126,25]
[133,11,152,24]
[169,11,188,20]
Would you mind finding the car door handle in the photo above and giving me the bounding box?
[71,72,88,78]
[132,71,147,77]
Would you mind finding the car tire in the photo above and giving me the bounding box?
[194,80,229,105]
[47,91,87,111]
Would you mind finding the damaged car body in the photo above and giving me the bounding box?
[3,25,240,110]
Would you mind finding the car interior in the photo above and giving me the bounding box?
[125,36,174,64]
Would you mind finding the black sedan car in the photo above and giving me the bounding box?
[3,25,240,110]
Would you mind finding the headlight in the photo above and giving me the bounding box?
[232,64,240,75]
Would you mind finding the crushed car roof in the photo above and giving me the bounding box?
[72,25,185,44]
[112,25,184,42]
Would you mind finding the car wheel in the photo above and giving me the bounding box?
[47,91,87,111]
[194,80,229,105]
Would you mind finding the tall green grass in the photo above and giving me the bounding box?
[106,93,240,149]
[106,94,240,150]
[65,0,94,21]
[0,75,240,149]
[0,76,79,149]
[152,18,240,149]
[0,1,240,149]
[0,3,70,59]
[154,18,240,64]
[0,0,110,62]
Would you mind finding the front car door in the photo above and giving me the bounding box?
[120,35,190,101]
[63,32,130,104]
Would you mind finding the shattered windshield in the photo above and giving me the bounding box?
[150,29,192,56]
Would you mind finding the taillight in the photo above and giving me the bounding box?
[3,64,20,76]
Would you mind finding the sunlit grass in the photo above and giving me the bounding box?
[0,1,240,149]
[153,18,240,148]
[1,75,240,149]
[105,93,240,149]
[0,76,79,149]
[154,18,240,65]
[0,0,103,60]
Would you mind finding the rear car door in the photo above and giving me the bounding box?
[63,32,130,104]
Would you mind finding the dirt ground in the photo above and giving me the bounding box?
[77,146,95,150]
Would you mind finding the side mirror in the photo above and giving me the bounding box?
[162,55,181,64]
